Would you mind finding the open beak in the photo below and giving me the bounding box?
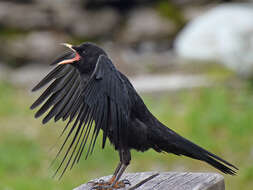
[57,43,81,65]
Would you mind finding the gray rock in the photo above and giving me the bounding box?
[0,1,119,38]
[182,5,216,21]
[8,64,51,89]
[120,8,175,43]
[0,2,51,30]
[54,5,120,38]
[5,31,67,63]
[175,3,253,77]
[120,49,179,74]
[35,0,80,5]
[72,9,120,38]
[101,43,180,76]
[131,74,211,93]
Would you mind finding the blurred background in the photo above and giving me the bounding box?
[0,0,253,189]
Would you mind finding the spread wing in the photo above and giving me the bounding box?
[31,54,131,178]
[30,51,87,124]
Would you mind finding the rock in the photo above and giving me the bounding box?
[1,0,35,4]
[35,0,80,5]
[182,5,216,21]
[174,3,253,77]
[119,48,178,75]
[171,0,250,5]
[120,8,175,43]
[4,31,67,64]
[101,42,179,76]
[8,64,51,89]
[131,74,211,93]
[53,4,120,38]
[71,9,120,38]
[0,1,119,39]
[0,2,51,30]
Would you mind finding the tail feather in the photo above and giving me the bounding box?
[177,137,238,175]
[152,126,238,175]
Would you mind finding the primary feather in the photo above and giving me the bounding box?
[31,53,131,177]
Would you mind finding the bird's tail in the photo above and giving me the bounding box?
[150,124,238,175]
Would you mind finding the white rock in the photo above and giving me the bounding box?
[174,3,253,77]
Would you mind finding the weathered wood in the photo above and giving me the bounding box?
[74,172,225,190]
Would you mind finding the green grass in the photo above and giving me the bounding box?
[0,81,253,189]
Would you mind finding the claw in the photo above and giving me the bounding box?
[89,178,131,190]
[113,179,131,188]
[121,179,131,185]
[91,186,101,190]
[91,184,113,190]
[99,179,106,184]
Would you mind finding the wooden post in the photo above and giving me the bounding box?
[74,172,225,190]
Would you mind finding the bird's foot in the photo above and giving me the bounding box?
[89,179,131,190]
[114,179,131,188]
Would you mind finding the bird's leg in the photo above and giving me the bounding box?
[90,162,124,188]
[110,164,130,188]
[108,162,123,184]
[90,149,131,189]
[109,149,131,188]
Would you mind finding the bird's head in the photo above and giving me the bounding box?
[57,42,107,74]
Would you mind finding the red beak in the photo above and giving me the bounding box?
[58,43,81,65]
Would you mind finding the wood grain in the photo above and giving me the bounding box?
[74,172,225,190]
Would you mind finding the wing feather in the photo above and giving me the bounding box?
[32,64,71,92]
[34,69,75,120]
[31,54,131,178]
[42,74,78,124]
[30,66,73,110]
[81,55,131,149]
[53,76,79,122]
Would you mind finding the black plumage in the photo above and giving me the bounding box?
[31,42,237,188]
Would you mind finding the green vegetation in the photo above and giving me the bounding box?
[156,1,185,27]
[0,80,252,189]
[0,28,29,40]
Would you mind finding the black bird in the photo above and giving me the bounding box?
[31,42,237,189]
